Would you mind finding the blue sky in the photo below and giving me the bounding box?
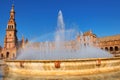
[0,0,120,46]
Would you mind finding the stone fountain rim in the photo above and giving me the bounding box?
[5,57,120,62]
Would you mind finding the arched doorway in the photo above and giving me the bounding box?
[105,47,108,51]
[6,52,9,58]
[1,54,3,58]
[115,46,119,51]
[110,47,113,51]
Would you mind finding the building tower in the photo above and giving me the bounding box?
[3,4,18,59]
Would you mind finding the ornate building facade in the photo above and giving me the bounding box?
[81,31,120,57]
[0,5,120,59]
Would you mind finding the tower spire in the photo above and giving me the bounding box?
[11,4,14,12]
[7,4,16,30]
[9,4,15,20]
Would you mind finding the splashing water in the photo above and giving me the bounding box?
[17,10,112,60]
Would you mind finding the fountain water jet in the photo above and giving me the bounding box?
[55,10,65,50]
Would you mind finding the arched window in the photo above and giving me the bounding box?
[110,47,113,51]
[9,25,11,29]
[115,46,119,51]
[105,47,108,51]
[9,25,13,29]
[6,52,9,58]
[11,25,13,29]
[8,26,10,29]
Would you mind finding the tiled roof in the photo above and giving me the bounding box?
[98,34,120,41]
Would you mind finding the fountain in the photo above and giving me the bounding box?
[5,10,120,76]
[16,10,111,60]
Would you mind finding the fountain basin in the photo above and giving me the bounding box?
[5,57,120,76]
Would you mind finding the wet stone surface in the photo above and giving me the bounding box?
[0,69,120,80]
[0,64,120,80]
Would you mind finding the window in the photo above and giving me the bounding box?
[12,25,13,29]
[115,46,119,51]
[105,47,108,51]
[110,47,113,51]
[8,26,10,29]
[6,52,9,58]
[10,26,11,29]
